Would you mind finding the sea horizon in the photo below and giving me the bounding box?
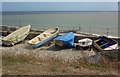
[2,11,118,37]
[2,11,118,12]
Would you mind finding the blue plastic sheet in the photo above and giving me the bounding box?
[54,32,75,47]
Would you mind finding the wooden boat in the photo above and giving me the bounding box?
[2,25,31,46]
[27,27,59,48]
[78,38,92,47]
[93,36,118,51]
[54,32,75,47]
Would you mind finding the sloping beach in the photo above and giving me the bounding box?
[1,40,119,75]
[1,25,119,75]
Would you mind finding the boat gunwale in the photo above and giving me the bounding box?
[28,27,59,45]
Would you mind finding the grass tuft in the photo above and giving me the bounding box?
[2,53,118,75]
[50,67,57,72]
[2,56,29,64]
[62,69,67,73]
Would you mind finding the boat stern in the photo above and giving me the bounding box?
[27,42,38,48]
[54,40,63,47]
[2,40,14,46]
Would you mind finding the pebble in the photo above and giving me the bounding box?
[2,43,96,62]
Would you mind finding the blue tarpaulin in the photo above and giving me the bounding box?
[54,32,75,47]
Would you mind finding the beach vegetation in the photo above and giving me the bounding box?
[2,53,118,75]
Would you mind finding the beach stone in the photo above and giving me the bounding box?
[2,43,98,62]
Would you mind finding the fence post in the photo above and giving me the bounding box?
[107,28,109,37]
[79,24,81,31]
[73,26,75,31]
[89,26,91,37]
[19,16,21,28]
[44,26,45,31]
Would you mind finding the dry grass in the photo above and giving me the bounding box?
[2,53,118,75]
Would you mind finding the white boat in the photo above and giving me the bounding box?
[78,38,93,47]
[2,25,31,46]
[27,27,59,48]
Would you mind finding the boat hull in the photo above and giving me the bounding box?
[27,27,59,48]
[28,32,58,48]
[2,25,31,46]
[93,36,118,52]
[54,39,75,47]
[78,38,93,47]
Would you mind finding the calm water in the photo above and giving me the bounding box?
[2,11,118,37]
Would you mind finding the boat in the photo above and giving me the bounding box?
[76,38,92,50]
[2,25,31,46]
[27,27,59,48]
[93,36,118,51]
[54,32,75,47]
[78,38,93,47]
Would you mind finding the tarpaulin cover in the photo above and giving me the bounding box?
[54,32,74,47]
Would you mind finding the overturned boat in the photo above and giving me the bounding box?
[76,38,93,50]
[27,27,59,48]
[93,36,118,51]
[54,32,75,48]
[2,25,31,46]
[78,38,93,47]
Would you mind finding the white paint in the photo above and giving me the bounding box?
[104,44,118,50]
[78,38,92,47]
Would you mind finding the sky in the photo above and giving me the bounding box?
[1,0,120,2]
[2,2,118,11]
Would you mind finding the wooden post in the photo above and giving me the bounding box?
[44,26,45,31]
[107,28,109,37]
[79,24,81,31]
[89,26,91,37]
[7,27,10,35]
[20,16,21,28]
[73,26,75,31]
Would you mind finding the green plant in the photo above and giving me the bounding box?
[50,67,57,72]
[62,69,67,73]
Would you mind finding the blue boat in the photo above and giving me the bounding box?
[93,36,118,51]
[54,32,75,47]
[27,27,59,48]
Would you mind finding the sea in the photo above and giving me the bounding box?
[2,11,118,38]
